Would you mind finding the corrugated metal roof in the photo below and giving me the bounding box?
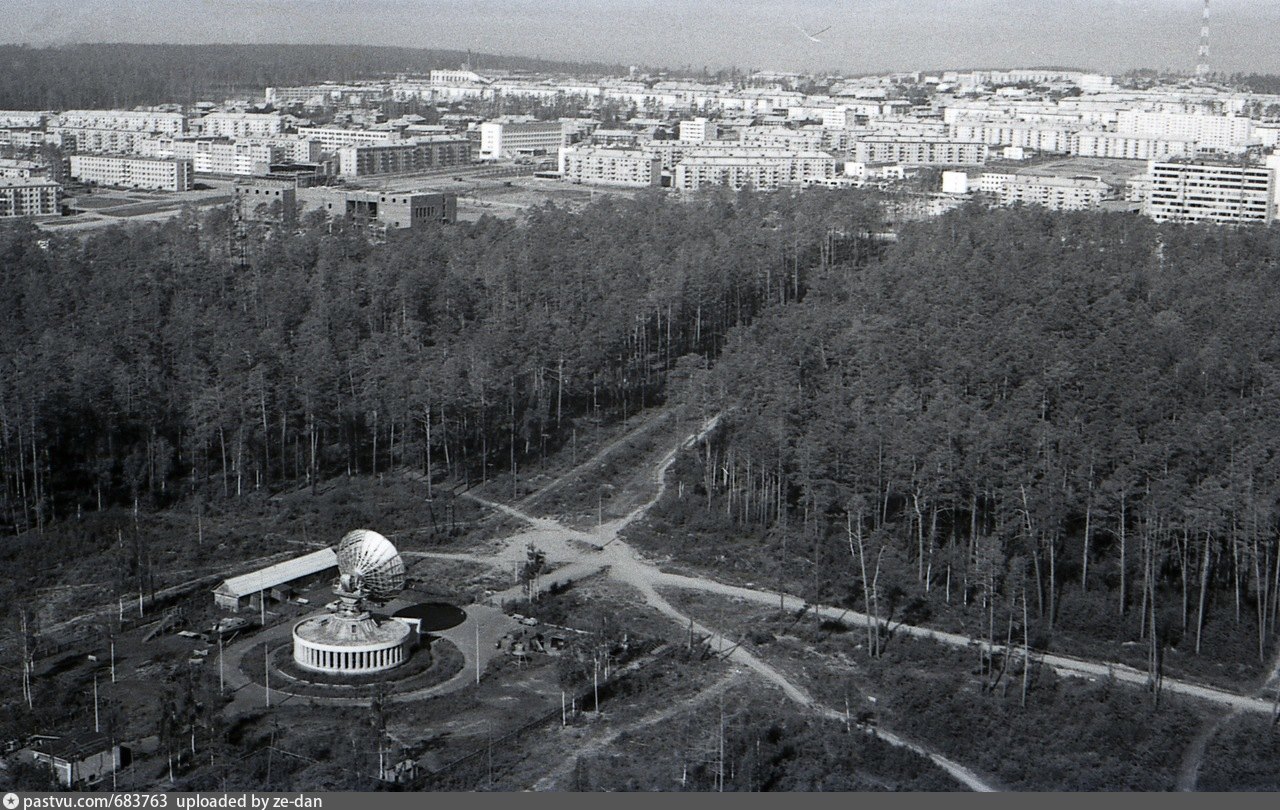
[214,548,337,598]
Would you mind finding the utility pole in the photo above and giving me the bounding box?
[110,637,116,683]
[94,674,100,732]
[264,643,271,708]
[475,625,480,685]
[218,635,224,695]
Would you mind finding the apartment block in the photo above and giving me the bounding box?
[0,158,47,179]
[1070,131,1195,161]
[852,138,988,166]
[336,137,472,177]
[56,109,186,134]
[296,127,402,152]
[1117,111,1253,153]
[1143,160,1277,224]
[69,154,194,191]
[559,145,662,187]
[674,148,836,191]
[0,178,60,217]
[196,112,285,139]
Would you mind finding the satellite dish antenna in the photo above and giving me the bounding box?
[335,529,406,606]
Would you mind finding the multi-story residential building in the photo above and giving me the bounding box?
[679,117,718,143]
[296,126,401,151]
[266,84,387,107]
[673,148,836,191]
[478,118,567,160]
[53,127,154,154]
[1117,111,1254,154]
[56,109,185,134]
[559,145,662,187]
[0,177,60,217]
[0,158,47,179]
[1143,159,1278,224]
[0,111,49,129]
[196,112,285,138]
[949,120,1074,153]
[738,126,826,151]
[68,154,193,191]
[336,136,472,177]
[998,174,1112,211]
[852,137,988,166]
[1069,131,1196,161]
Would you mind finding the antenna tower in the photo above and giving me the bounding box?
[1195,0,1211,80]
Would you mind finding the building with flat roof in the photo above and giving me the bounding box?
[1143,159,1278,224]
[68,154,193,191]
[674,148,836,191]
[297,126,401,152]
[559,145,662,187]
[235,178,298,224]
[852,137,988,166]
[56,109,185,134]
[316,190,458,230]
[196,111,285,138]
[478,118,567,160]
[336,136,471,177]
[0,178,60,217]
[0,158,47,179]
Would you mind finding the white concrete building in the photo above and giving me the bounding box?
[674,148,836,191]
[196,112,284,138]
[852,138,988,166]
[0,158,47,179]
[478,118,567,160]
[1070,131,1196,161]
[336,136,472,177]
[0,178,59,217]
[56,109,185,134]
[296,126,401,151]
[68,154,193,191]
[1117,111,1254,154]
[679,117,718,143]
[559,145,662,187]
[1143,159,1277,224]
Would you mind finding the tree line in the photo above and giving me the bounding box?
[697,204,1280,673]
[0,43,627,110]
[0,188,883,539]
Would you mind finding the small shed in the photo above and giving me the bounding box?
[28,732,124,787]
[213,548,337,611]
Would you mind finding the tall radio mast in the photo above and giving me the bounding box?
[1195,0,1211,80]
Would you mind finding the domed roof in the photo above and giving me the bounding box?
[336,529,406,600]
[293,612,411,647]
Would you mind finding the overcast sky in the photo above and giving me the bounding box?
[3,0,1280,75]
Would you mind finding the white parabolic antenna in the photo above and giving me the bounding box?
[336,529,406,602]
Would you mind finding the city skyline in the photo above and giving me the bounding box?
[4,0,1280,76]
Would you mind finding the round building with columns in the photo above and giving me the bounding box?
[291,528,419,676]
[292,608,414,674]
